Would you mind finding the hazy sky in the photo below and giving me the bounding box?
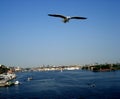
[0,0,120,67]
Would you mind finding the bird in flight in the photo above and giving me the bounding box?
[48,14,87,23]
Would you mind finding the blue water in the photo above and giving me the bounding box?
[0,70,120,99]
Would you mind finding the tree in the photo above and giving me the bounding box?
[0,65,9,74]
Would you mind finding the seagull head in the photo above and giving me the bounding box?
[66,16,71,19]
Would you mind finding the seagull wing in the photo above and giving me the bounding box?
[48,14,66,19]
[71,16,87,19]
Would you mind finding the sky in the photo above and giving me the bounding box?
[0,0,120,67]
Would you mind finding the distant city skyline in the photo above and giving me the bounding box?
[0,0,120,67]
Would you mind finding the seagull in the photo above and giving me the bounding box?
[48,14,87,23]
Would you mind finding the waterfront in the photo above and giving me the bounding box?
[0,70,120,99]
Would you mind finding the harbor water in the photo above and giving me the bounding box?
[0,70,120,99]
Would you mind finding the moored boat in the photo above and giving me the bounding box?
[0,73,16,87]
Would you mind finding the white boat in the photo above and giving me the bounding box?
[27,77,32,81]
[14,81,20,85]
[0,73,16,87]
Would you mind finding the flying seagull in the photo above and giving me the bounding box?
[48,14,87,23]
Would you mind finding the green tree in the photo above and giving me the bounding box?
[0,65,9,74]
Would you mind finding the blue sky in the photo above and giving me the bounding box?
[0,0,120,67]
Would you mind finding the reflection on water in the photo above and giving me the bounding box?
[0,70,120,99]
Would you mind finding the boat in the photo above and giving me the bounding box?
[14,81,20,85]
[27,77,32,81]
[0,73,16,87]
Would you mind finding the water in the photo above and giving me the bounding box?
[0,70,120,99]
